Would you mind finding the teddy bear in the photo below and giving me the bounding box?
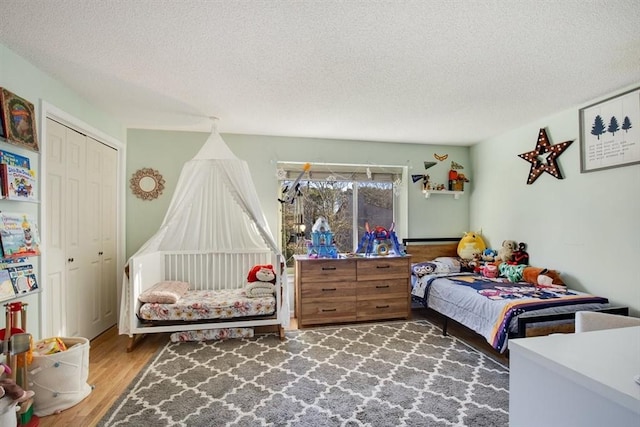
[496,240,518,263]
[245,264,276,298]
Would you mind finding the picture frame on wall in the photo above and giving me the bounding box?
[579,87,640,173]
[0,88,40,152]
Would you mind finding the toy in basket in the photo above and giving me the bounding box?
[29,337,92,416]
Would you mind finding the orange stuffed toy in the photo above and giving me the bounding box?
[522,266,565,287]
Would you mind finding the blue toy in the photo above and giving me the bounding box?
[356,222,405,257]
[306,216,338,258]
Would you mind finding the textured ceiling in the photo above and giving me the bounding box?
[1,0,639,145]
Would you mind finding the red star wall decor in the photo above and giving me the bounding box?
[518,128,573,185]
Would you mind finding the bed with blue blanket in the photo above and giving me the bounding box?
[403,238,625,353]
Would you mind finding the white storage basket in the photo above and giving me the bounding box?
[29,337,92,416]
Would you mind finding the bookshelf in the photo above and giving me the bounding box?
[0,138,41,303]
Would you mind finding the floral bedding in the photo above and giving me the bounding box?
[138,288,276,322]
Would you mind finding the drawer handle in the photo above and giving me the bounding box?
[321,266,337,271]
[322,288,337,291]
[376,265,390,269]
[376,305,390,309]
[376,285,390,289]
[321,308,337,312]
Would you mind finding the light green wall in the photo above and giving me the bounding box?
[125,131,472,258]
[125,129,204,258]
[470,83,640,315]
[0,43,126,339]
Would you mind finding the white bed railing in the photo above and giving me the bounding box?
[162,250,274,291]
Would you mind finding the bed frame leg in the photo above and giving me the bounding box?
[278,325,286,341]
[442,317,448,336]
[126,334,146,352]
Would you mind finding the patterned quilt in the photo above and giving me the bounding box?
[412,273,609,351]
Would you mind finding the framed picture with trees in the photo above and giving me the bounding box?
[579,87,639,173]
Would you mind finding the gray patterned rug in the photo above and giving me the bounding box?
[99,321,509,426]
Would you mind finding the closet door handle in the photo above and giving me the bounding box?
[98,251,103,255]
[67,258,74,263]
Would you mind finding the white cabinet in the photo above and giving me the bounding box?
[509,327,640,427]
[45,119,117,339]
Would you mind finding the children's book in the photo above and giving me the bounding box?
[4,164,36,201]
[0,269,16,300]
[0,164,6,198]
[7,264,38,294]
[0,212,41,258]
[0,149,31,169]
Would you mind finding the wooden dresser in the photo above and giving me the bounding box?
[294,255,411,327]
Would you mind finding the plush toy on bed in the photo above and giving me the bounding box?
[457,231,487,260]
[496,240,518,263]
[512,242,530,265]
[245,264,277,298]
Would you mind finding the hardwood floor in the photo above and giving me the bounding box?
[34,309,507,426]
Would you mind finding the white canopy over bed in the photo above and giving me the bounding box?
[119,126,288,336]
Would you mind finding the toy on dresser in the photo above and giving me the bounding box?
[306,216,338,258]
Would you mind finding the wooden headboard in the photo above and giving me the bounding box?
[403,238,459,263]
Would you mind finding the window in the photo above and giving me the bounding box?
[278,162,404,266]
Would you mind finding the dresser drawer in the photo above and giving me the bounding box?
[357,279,408,300]
[299,299,357,326]
[300,281,356,299]
[299,259,356,283]
[356,297,409,321]
[356,257,409,280]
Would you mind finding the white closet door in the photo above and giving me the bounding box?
[44,119,67,337]
[45,118,86,337]
[83,137,117,338]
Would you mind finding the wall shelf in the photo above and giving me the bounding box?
[424,190,464,199]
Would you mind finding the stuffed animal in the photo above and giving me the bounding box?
[468,252,483,271]
[247,264,276,284]
[0,363,34,403]
[482,248,497,262]
[496,240,518,263]
[457,231,487,260]
[480,264,498,278]
[523,267,565,286]
[513,242,530,265]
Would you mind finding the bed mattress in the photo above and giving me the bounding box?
[138,288,276,322]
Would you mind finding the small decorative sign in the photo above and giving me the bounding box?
[579,87,640,173]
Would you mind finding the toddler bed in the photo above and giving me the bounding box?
[403,238,626,353]
[126,249,286,351]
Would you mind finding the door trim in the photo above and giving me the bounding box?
[39,101,126,338]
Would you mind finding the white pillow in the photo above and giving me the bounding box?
[138,281,190,304]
